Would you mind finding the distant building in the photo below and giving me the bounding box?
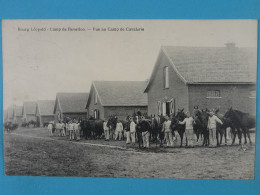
[53,93,89,122]
[36,100,55,127]
[14,106,23,126]
[144,45,256,116]
[22,101,37,122]
[86,81,148,120]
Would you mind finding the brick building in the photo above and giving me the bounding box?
[53,93,89,122]
[14,106,23,126]
[144,45,256,116]
[22,101,37,122]
[86,81,148,120]
[36,100,55,127]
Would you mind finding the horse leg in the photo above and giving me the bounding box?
[242,129,247,144]
[232,130,236,145]
[224,128,227,145]
[237,128,242,145]
[180,133,183,147]
[246,129,252,145]
[216,130,220,146]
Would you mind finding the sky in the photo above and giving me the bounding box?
[2,19,257,110]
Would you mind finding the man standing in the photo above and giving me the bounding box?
[162,116,174,147]
[179,112,195,147]
[103,119,110,141]
[115,120,123,141]
[61,121,65,137]
[68,121,74,141]
[130,117,136,144]
[208,111,223,147]
[125,117,131,144]
[48,122,53,137]
[74,120,80,141]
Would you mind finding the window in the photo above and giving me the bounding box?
[94,89,98,104]
[163,66,169,89]
[207,90,221,98]
[94,109,99,119]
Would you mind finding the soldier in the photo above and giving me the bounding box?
[61,121,65,137]
[129,117,136,144]
[162,115,174,147]
[68,121,74,141]
[208,111,223,147]
[125,117,131,144]
[48,122,53,137]
[179,112,195,147]
[103,118,110,141]
[74,120,80,141]
[115,120,123,141]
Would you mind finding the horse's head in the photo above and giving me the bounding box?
[176,108,186,121]
[224,107,233,119]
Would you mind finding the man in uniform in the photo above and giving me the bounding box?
[115,120,123,141]
[103,118,110,141]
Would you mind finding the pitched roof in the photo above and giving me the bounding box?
[37,100,55,116]
[89,81,148,106]
[145,45,257,91]
[56,93,89,113]
[23,101,37,115]
[14,106,23,117]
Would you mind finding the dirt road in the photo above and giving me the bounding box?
[4,128,255,179]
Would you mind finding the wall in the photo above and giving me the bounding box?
[146,50,189,115]
[188,84,256,115]
[26,114,36,122]
[87,85,105,119]
[104,106,147,120]
[63,113,88,121]
[40,115,55,126]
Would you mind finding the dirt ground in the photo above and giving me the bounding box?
[4,127,255,179]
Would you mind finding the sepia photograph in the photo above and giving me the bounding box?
[2,19,257,179]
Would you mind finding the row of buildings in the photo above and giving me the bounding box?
[4,44,257,126]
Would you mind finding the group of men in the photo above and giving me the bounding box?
[102,109,225,148]
[103,117,136,144]
[163,110,224,148]
[47,120,81,141]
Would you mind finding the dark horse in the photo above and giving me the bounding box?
[170,109,186,147]
[193,109,209,146]
[214,108,227,146]
[107,115,118,139]
[81,118,104,139]
[224,107,255,145]
[135,115,152,148]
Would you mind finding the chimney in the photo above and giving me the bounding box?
[225,42,236,49]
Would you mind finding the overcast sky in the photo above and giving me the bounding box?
[2,19,257,110]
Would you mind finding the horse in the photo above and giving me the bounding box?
[107,115,118,139]
[214,108,227,146]
[4,122,18,132]
[193,109,209,146]
[170,109,186,147]
[224,107,255,145]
